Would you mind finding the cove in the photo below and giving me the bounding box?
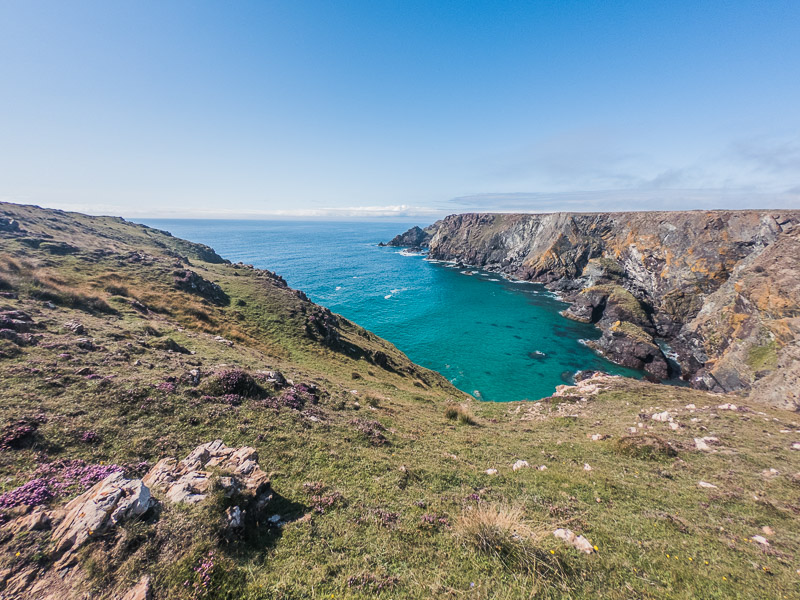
[141,220,642,401]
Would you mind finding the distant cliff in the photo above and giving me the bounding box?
[390,210,800,408]
[381,223,440,248]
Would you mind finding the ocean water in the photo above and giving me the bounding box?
[141,220,641,401]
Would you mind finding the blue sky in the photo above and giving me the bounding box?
[1,1,799,219]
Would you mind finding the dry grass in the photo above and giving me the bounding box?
[456,502,562,580]
[444,403,476,425]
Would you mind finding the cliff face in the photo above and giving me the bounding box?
[393,210,800,407]
[383,223,440,248]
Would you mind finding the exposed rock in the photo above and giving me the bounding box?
[0,217,21,232]
[121,575,152,600]
[39,241,79,255]
[62,320,86,335]
[511,460,529,471]
[225,505,244,530]
[151,337,191,354]
[51,472,154,558]
[698,481,718,489]
[652,411,672,422]
[553,528,594,553]
[8,507,50,535]
[263,370,287,387]
[587,321,670,380]
[143,440,271,510]
[485,468,498,475]
[0,310,35,333]
[173,269,230,306]
[694,437,719,451]
[384,224,440,248]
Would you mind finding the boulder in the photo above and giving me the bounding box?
[52,472,154,556]
[143,440,271,510]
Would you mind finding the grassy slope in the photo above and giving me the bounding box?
[1,202,799,599]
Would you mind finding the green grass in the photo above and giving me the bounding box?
[1,201,799,599]
[746,341,778,372]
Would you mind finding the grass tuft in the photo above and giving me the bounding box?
[444,404,476,425]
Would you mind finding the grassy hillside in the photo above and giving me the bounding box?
[1,202,799,599]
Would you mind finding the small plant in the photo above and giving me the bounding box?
[613,434,678,460]
[79,430,100,444]
[346,573,399,592]
[349,418,388,445]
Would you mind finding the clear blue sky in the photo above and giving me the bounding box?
[1,1,799,219]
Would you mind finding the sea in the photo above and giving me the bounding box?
[141,220,642,401]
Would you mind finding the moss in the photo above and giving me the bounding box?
[582,284,649,323]
[746,341,778,372]
[611,320,654,344]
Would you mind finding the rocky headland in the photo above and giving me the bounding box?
[389,211,800,409]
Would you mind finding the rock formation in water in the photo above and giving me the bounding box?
[389,211,800,408]
[382,223,440,248]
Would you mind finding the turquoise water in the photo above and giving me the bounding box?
[141,220,641,401]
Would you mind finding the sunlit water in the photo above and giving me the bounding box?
[141,220,641,401]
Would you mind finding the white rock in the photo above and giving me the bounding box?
[652,411,672,422]
[583,463,592,471]
[553,528,594,554]
[694,438,711,451]
[225,506,243,529]
[751,535,769,546]
[485,468,498,475]
[792,442,800,451]
[512,460,530,471]
[685,404,696,410]
[698,481,718,489]
[669,422,680,430]
[694,437,719,451]
[718,403,738,411]
[538,465,548,471]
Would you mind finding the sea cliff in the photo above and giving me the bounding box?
[390,210,800,408]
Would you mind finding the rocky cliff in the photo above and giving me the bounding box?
[381,223,440,248]
[391,211,800,408]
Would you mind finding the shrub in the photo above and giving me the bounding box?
[203,369,263,399]
[104,284,129,296]
[349,418,387,445]
[613,434,678,460]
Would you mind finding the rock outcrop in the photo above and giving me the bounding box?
[0,441,272,598]
[143,439,271,510]
[382,223,440,248]
[391,210,800,405]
